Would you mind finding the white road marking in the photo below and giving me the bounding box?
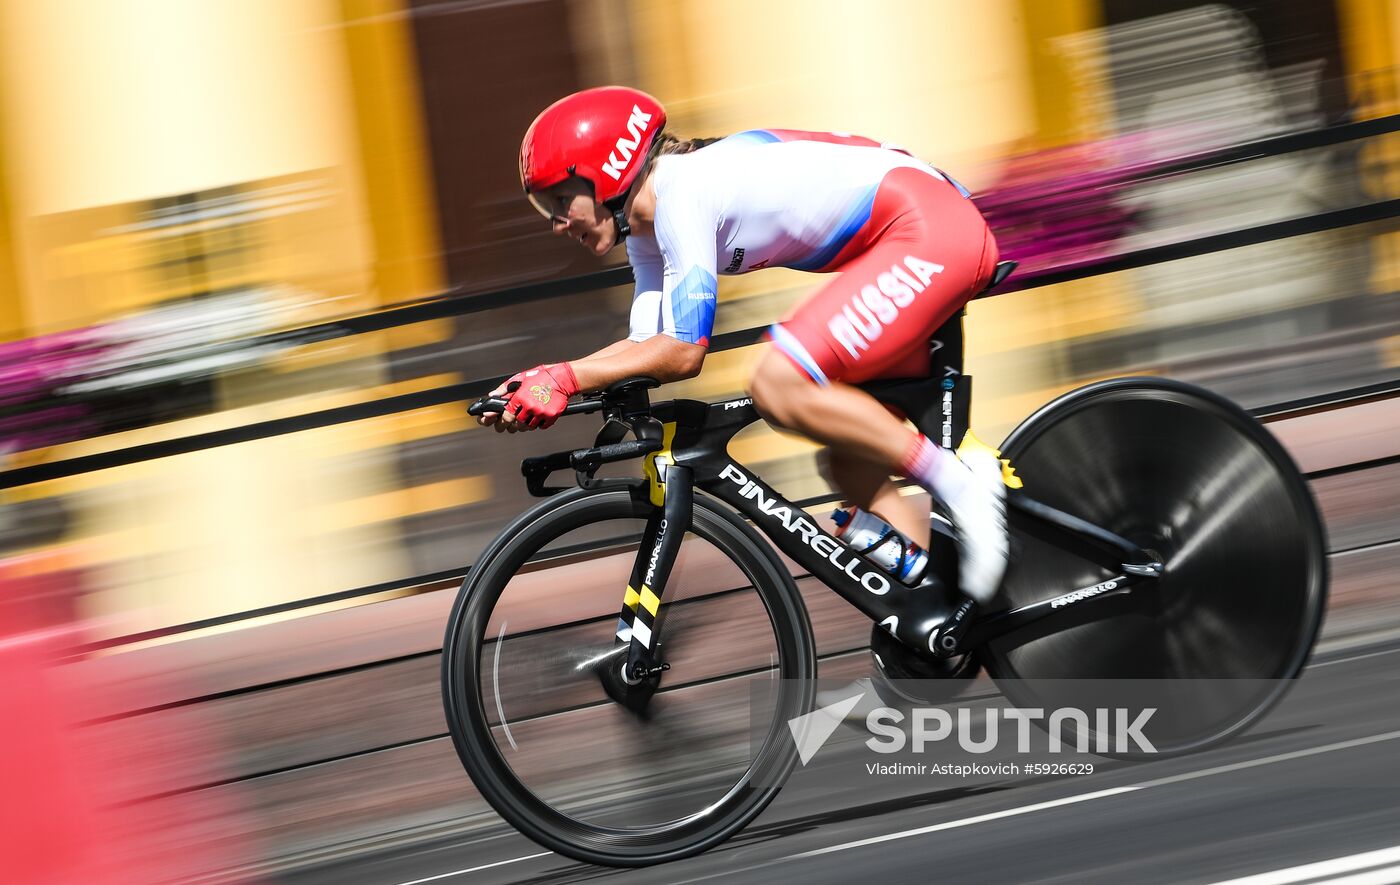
[792,787,1142,857]
[1131,729,1400,790]
[394,851,552,885]
[793,728,1400,859]
[1310,644,1400,668]
[1331,538,1400,558]
[1203,846,1400,884]
[1315,866,1400,885]
[392,733,1400,882]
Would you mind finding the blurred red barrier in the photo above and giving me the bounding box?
[0,560,119,883]
[0,556,262,884]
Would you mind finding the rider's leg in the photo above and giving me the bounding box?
[748,166,1007,602]
[821,448,929,548]
[750,349,1005,601]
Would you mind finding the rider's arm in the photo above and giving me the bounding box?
[577,338,638,361]
[524,181,717,396]
[567,257,708,389]
[649,174,720,351]
[560,230,710,391]
[570,334,705,390]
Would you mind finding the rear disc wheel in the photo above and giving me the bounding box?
[981,378,1327,757]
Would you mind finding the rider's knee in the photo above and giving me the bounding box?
[748,376,789,430]
[749,348,816,429]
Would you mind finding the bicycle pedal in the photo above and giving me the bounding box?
[931,598,977,658]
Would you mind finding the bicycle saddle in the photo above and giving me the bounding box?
[979,260,1018,296]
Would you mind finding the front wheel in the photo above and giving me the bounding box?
[982,377,1328,757]
[441,487,816,867]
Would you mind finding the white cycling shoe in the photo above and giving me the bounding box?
[942,449,1009,604]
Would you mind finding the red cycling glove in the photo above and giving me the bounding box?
[503,362,579,429]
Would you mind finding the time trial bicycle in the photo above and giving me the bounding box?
[441,260,1327,866]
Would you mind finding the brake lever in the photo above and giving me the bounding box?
[467,392,606,418]
[467,396,511,417]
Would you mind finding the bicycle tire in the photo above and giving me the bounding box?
[441,486,816,866]
[981,377,1328,758]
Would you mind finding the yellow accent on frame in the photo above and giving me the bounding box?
[643,421,678,507]
[640,586,661,616]
[623,585,641,611]
[957,430,1024,490]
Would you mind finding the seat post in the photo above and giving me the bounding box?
[930,309,971,449]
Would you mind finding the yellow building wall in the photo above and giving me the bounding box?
[0,0,376,333]
[1337,0,1400,294]
[340,0,446,309]
[629,0,1036,174]
[0,0,450,638]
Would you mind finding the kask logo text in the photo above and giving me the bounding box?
[600,105,655,181]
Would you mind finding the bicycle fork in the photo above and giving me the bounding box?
[614,464,694,686]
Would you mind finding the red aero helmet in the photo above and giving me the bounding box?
[520,86,666,216]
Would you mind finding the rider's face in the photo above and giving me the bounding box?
[536,179,615,256]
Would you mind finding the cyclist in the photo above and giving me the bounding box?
[480,86,1008,606]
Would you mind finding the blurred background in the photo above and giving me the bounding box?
[0,1,1397,882]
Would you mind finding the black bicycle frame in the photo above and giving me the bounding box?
[514,309,1164,670]
[651,395,1162,660]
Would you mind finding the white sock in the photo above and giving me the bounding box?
[900,434,972,503]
